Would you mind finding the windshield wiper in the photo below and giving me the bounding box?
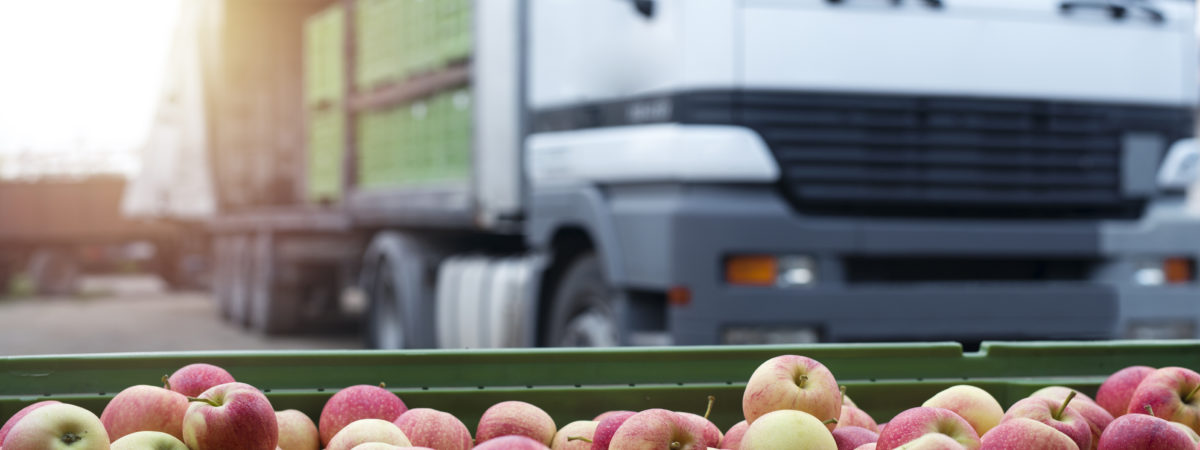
[1060,1,1164,23]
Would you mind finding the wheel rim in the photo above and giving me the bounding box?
[371,262,405,349]
[559,307,618,347]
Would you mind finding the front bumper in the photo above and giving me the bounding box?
[603,185,1200,344]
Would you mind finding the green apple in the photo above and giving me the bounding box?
[326,419,411,450]
[922,385,1003,436]
[110,431,188,450]
[740,409,836,450]
[2,403,110,450]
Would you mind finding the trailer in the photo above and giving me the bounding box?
[133,0,1200,348]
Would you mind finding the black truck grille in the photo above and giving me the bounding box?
[733,92,1193,219]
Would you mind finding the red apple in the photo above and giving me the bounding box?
[1170,421,1200,445]
[593,411,634,423]
[922,385,1004,436]
[980,418,1077,450]
[474,435,552,450]
[318,384,408,447]
[2,403,109,450]
[833,426,879,450]
[676,412,721,448]
[0,401,60,445]
[1096,366,1155,419]
[326,419,410,450]
[475,401,556,446]
[110,431,188,450]
[1030,388,1114,449]
[351,445,434,450]
[742,355,842,429]
[1097,412,1193,450]
[719,420,748,450]
[100,385,188,441]
[740,409,836,450]
[1125,367,1200,432]
[276,409,319,450]
[608,409,706,450]
[876,407,979,450]
[182,382,277,450]
[855,445,877,450]
[1001,395,1090,450]
[393,408,471,450]
[839,405,880,432]
[550,420,598,450]
[896,433,967,449]
[1031,388,1100,408]
[591,410,636,450]
[166,363,235,397]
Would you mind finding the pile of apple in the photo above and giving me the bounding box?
[2,356,1200,450]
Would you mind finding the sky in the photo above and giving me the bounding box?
[0,0,180,175]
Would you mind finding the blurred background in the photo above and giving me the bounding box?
[0,0,1198,355]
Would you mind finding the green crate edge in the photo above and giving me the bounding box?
[3,341,1199,431]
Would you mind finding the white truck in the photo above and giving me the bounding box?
[130,0,1200,348]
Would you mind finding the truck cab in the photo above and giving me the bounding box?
[515,0,1199,346]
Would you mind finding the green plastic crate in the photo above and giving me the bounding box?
[304,4,345,107]
[3,341,1200,432]
[306,108,345,201]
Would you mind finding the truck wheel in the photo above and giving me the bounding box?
[228,235,253,327]
[546,252,620,347]
[249,232,302,335]
[212,238,233,319]
[366,257,407,349]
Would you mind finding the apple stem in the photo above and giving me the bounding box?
[670,442,682,449]
[840,385,847,404]
[379,382,387,389]
[1185,384,1200,403]
[1052,391,1076,421]
[1145,404,1155,416]
[797,374,808,389]
[822,418,838,425]
[187,396,221,407]
[567,437,593,443]
[61,433,82,444]
[704,395,715,420]
[162,374,171,391]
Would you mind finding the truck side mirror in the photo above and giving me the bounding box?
[630,0,654,18]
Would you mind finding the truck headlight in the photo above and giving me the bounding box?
[725,255,817,287]
[1158,138,1198,191]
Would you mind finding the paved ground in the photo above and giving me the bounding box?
[0,275,361,356]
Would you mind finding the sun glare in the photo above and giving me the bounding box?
[0,0,180,175]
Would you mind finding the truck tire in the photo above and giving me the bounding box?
[366,257,408,349]
[249,231,303,335]
[546,252,621,347]
[362,232,441,349]
[212,237,233,319]
[228,235,254,327]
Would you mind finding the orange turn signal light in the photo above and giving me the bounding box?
[725,255,777,286]
[1164,257,1194,284]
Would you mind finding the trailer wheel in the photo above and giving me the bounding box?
[228,235,254,327]
[366,257,408,349]
[546,252,620,347]
[212,237,233,319]
[249,232,303,335]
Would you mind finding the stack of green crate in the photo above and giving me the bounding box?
[356,0,473,91]
[304,4,346,202]
[353,0,473,189]
[357,88,472,189]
